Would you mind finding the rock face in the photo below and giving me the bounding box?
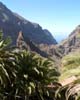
[57,25,80,56]
[16,31,48,57]
[0,2,57,46]
[43,29,57,44]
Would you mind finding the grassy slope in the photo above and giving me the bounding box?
[59,52,80,81]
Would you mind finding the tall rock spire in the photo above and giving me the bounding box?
[16,31,30,50]
[16,31,24,49]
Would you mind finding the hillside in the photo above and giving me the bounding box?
[56,25,80,56]
[0,2,57,45]
[60,52,80,81]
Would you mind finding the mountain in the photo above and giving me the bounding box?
[0,2,57,46]
[43,29,57,44]
[16,31,48,57]
[57,25,80,56]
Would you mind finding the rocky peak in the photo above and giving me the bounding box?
[69,25,80,37]
[57,25,80,56]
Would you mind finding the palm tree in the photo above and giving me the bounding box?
[0,30,17,100]
[13,50,60,100]
[0,30,60,100]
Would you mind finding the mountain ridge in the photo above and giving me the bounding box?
[0,1,57,45]
[57,25,80,56]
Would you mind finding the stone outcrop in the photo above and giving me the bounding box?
[16,31,49,57]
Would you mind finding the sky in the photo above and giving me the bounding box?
[0,0,80,42]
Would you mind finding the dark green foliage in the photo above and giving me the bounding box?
[0,31,60,100]
[0,30,80,100]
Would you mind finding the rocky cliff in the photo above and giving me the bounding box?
[57,25,80,56]
[0,2,57,46]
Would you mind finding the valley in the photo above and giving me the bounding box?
[0,1,80,100]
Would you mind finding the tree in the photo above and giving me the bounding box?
[0,31,60,100]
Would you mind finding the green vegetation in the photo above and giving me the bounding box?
[0,31,60,100]
[76,33,80,39]
[58,52,80,100]
[60,52,80,80]
[0,30,80,100]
